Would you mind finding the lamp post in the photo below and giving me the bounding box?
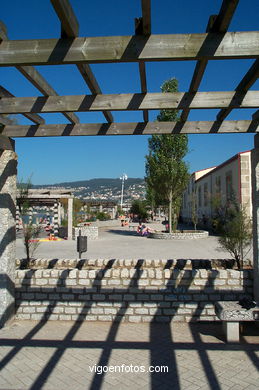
[120,173,128,210]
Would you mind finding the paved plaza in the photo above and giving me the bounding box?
[5,222,257,389]
[16,222,234,261]
[0,320,258,390]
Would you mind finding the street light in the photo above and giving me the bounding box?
[120,173,128,210]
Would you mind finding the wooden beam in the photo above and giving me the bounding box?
[0,114,14,125]
[0,22,8,41]
[16,66,79,124]
[141,0,151,35]
[1,120,258,137]
[76,64,113,122]
[252,110,259,121]
[181,0,239,121]
[0,91,258,114]
[50,0,79,38]
[0,21,79,124]
[0,86,45,124]
[210,0,239,33]
[51,0,113,123]
[217,58,259,121]
[0,32,258,66]
[135,0,151,122]
[138,62,148,121]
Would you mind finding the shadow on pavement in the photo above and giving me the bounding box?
[0,259,258,389]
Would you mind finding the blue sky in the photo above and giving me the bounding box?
[1,0,259,184]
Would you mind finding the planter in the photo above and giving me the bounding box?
[148,230,209,239]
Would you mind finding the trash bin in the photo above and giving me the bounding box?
[77,235,87,258]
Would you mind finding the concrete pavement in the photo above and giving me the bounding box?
[16,222,235,261]
[9,221,258,390]
[0,320,258,389]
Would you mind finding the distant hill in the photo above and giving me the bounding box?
[33,178,146,203]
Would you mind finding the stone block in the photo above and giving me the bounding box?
[36,279,48,286]
[65,307,77,314]
[135,308,149,315]
[84,315,97,321]
[23,307,35,313]
[149,308,161,315]
[150,280,163,286]
[98,315,112,321]
[193,279,207,286]
[121,269,129,278]
[128,316,142,323]
[227,279,240,285]
[104,308,117,315]
[138,280,149,286]
[123,294,135,301]
[141,316,154,322]
[65,279,77,286]
[36,307,49,313]
[15,314,30,320]
[92,294,105,301]
[48,293,60,300]
[59,315,71,320]
[108,294,122,301]
[91,308,104,314]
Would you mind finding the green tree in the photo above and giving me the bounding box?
[130,199,148,221]
[145,78,189,232]
[218,206,252,269]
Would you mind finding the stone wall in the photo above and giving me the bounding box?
[73,226,98,240]
[15,259,253,323]
[149,231,209,239]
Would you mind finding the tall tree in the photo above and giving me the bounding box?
[145,78,189,232]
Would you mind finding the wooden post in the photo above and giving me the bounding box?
[0,136,17,327]
[67,197,73,240]
[53,201,59,237]
[58,202,61,225]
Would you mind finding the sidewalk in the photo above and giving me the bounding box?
[0,320,258,389]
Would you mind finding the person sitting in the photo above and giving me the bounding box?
[137,222,152,236]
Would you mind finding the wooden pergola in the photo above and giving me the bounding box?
[0,0,258,136]
[16,189,74,239]
[0,0,259,326]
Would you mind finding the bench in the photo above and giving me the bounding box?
[215,301,259,342]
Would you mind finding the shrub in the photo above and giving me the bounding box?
[218,206,252,269]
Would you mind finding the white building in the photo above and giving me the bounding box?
[181,151,252,225]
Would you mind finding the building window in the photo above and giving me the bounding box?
[215,176,221,195]
[198,186,202,207]
[226,171,233,201]
[204,183,208,207]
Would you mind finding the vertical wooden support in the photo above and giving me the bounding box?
[111,207,115,219]
[28,206,33,224]
[67,197,73,240]
[58,202,61,225]
[53,201,59,237]
[251,134,259,303]
[0,136,17,327]
[46,208,50,223]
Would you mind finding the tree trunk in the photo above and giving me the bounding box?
[168,193,172,233]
